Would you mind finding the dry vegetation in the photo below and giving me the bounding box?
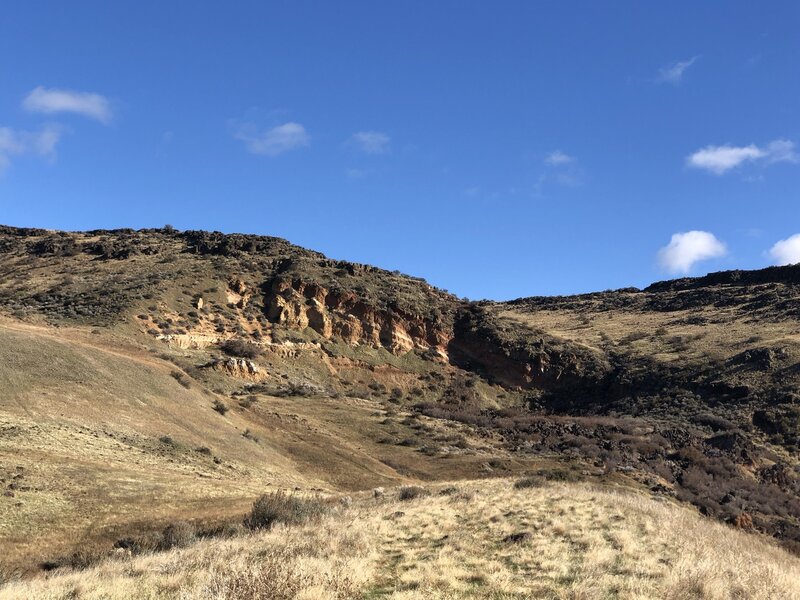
[2,479,798,599]
[0,517,376,600]
[373,480,800,599]
[0,316,539,572]
[2,226,800,594]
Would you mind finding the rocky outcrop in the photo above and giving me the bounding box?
[157,333,221,349]
[204,357,265,381]
[447,305,611,394]
[261,341,322,359]
[226,277,252,308]
[264,278,452,357]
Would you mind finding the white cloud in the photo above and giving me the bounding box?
[234,122,309,156]
[687,144,764,174]
[23,86,112,124]
[349,131,390,154]
[769,234,800,266]
[0,124,62,174]
[544,150,574,166]
[658,231,727,274]
[687,139,798,175]
[656,57,698,85]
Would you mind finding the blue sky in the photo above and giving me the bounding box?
[1,1,799,299]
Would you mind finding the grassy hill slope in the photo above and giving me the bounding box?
[0,317,541,571]
[2,479,798,600]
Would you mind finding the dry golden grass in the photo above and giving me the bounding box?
[0,317,538,572]
[373,479,800,599]
[498,300,800,369]
[2,479,798,599]
[0,515,377,600]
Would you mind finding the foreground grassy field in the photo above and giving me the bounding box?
[2,479,798,600]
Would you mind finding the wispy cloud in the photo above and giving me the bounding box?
[687,139,798,175]
[233,122,309,156]
[534,150,582,194]
[23,86,112,124]
[769,234,800,266]
[763,139,799,164]
[656,57,698,85]
[348,131,391,154]
[657,231,727,274]
[544,150,574,166]
[0,124,62,174]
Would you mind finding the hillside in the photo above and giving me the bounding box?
[0,225,799,595]
[2,479,798,600]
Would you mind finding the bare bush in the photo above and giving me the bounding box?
[398,486,428,501]
[157,521,196,550]
[244,492,327,530]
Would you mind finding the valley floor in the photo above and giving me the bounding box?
[1,478,798,600]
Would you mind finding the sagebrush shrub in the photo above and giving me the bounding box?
[513,477,540,490]
[398,486,427,501]
[244,492,326,530]
[158,521,196,550]
[220,339,261,359]
[170,371,192,388]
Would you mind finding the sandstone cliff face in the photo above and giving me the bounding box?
[264,278,451,358]
[226,277,252,308]
[259,278,610,390]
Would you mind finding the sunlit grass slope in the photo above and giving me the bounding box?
[2,479,798,600]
